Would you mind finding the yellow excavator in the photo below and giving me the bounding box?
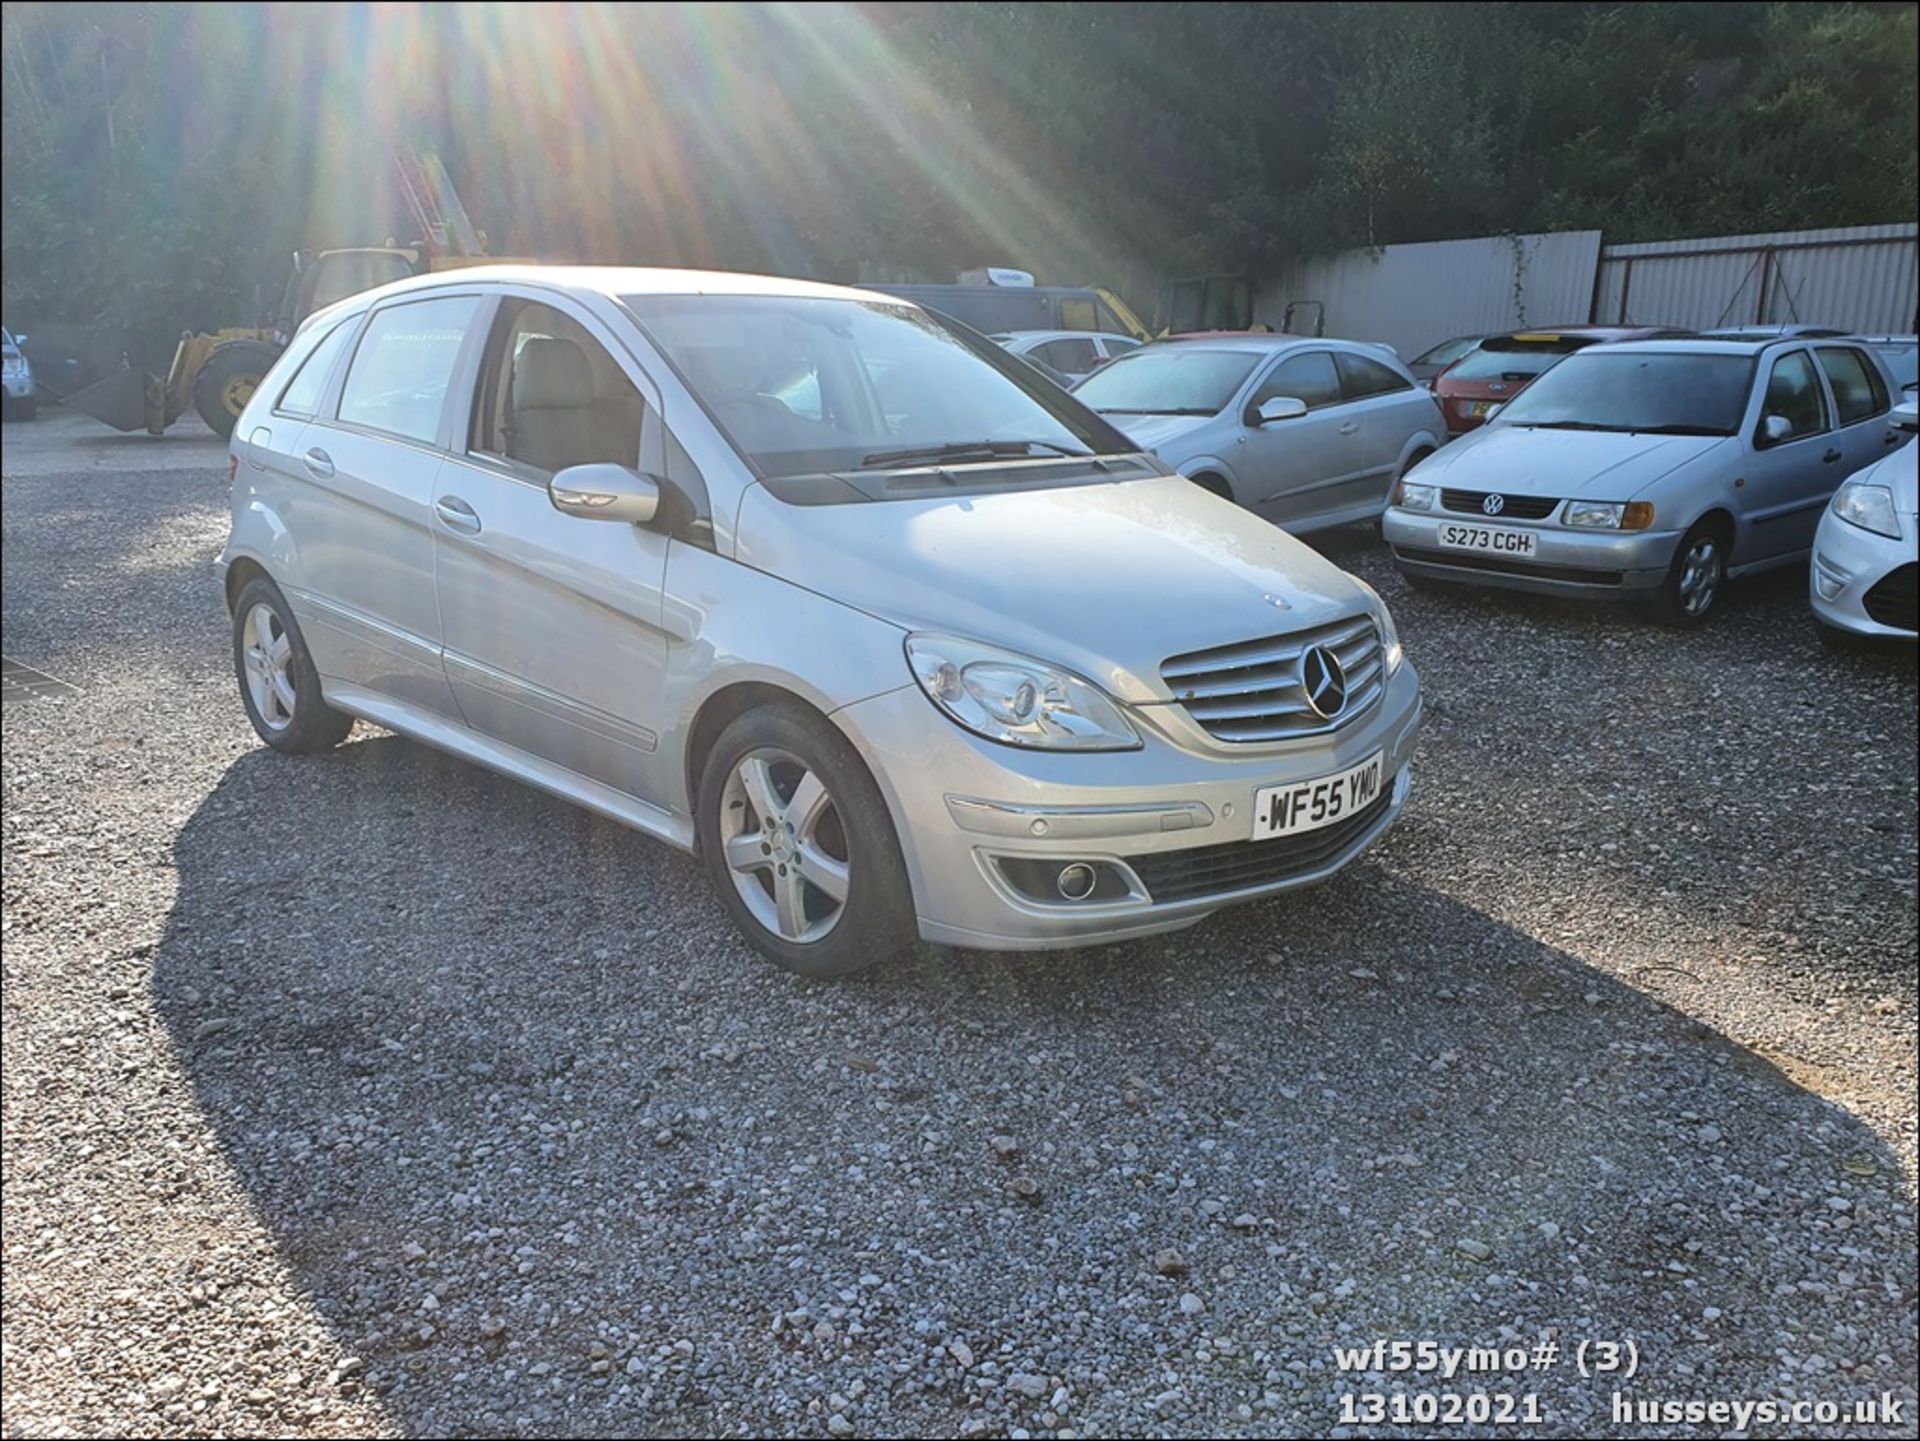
[69,143,504,440]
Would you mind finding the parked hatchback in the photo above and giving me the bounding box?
[1811,398,1918,645]
[1432,326,1689,437]
[992,329,1139,385]
[1073,335,1445,532]
[1385,337,1904,624]
[220,268,1422,975]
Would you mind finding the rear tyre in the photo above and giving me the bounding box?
[1645,518,1728,628]
[231,577,355,753]
[698,702,917,978]
[193,342,280,439]
[6,395,35,421]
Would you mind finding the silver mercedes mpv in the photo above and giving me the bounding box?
[220,267,1421,975]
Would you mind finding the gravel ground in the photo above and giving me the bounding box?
[4,410,1916,1438]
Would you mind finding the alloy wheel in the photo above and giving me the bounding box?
[1678,537,1721,617]
[718,747,850,943]
[241,602,297,730]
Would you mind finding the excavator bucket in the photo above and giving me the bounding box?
[65,368,165,434]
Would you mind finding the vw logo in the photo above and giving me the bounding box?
[1482,493,1506,516]
[1300,645,1348,720]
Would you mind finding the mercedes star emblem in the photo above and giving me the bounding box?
[1300,644,1348,720]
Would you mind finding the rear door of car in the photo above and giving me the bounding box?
[430,287,676,805]
[273,292,481,715]
[1813,344,1898,477]
[1235,348,1365,525]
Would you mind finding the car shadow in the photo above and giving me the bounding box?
[149,736,1916,1434]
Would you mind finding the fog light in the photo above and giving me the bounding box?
[1813,556,1848,600]
[1056,863,1097,900]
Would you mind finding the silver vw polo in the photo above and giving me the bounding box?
[1384,337,1905,624]
[218,267,1421,975]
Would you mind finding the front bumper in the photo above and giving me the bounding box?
[1384,506,1681,598]
[1810,508,1919,638]
[835,661,1423,950]
[3,374,33,400]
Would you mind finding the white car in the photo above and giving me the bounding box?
[990,329,1140,385]
[1811,398,1918,644]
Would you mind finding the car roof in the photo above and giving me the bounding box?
[1487,325,1686,342]
[1155,331,1391,354]
[992,329,1132,344]
[346,263,911,307]
[1700,324,1848,337]
[1574,336,1856,356]
[1850,333,1918,346]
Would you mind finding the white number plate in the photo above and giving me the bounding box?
[1438,522,1537,556]
[1251,753,1384,840]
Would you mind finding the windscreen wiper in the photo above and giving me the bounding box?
[1631,424,1728,436]
[860,439,1088,468]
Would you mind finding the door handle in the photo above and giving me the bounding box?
[434,495,482,535]
[1338,421,1361,436]
[1888,430,1904,445]
[1821,447,1842,463]
[303,447,335,480]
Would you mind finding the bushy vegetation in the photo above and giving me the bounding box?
[3,1,1914,340]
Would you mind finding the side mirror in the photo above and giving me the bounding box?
[1760,414,1794,445]
[548,463,660,524]
[1893,398,1919,434]
[1250,395,1307,426]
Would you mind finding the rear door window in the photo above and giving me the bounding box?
[335,295,481,445]
[1814,347,1886,424]
[1252,351,1342,410]
[1034,337,1100,373]
[1335,351,1412,399]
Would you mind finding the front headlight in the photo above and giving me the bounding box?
[1350,579,1405,675]
[1395,480,1437,511]
[1831,480,1900,538]
[905,634,1141,751]
[1564,500,1657,530]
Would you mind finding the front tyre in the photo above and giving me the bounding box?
[1646,519,1728,628]
[231,577,355,753]
[698,702,917,977]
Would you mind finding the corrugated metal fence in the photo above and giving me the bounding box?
[1254,231,1602,360]
[1591,223,1918,334]
[1255,221,1917,359]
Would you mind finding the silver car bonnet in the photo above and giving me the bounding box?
[1415,423,1733,500]
[732,472,1374,706]
[1102,411,1218,457]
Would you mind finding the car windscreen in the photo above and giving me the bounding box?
[1443,338,1589,382]
[622,295,1124,478]
[1494,352,1755,435]
[1072,347,1261,415]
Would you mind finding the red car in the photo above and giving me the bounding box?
[1431,326,1691,437]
